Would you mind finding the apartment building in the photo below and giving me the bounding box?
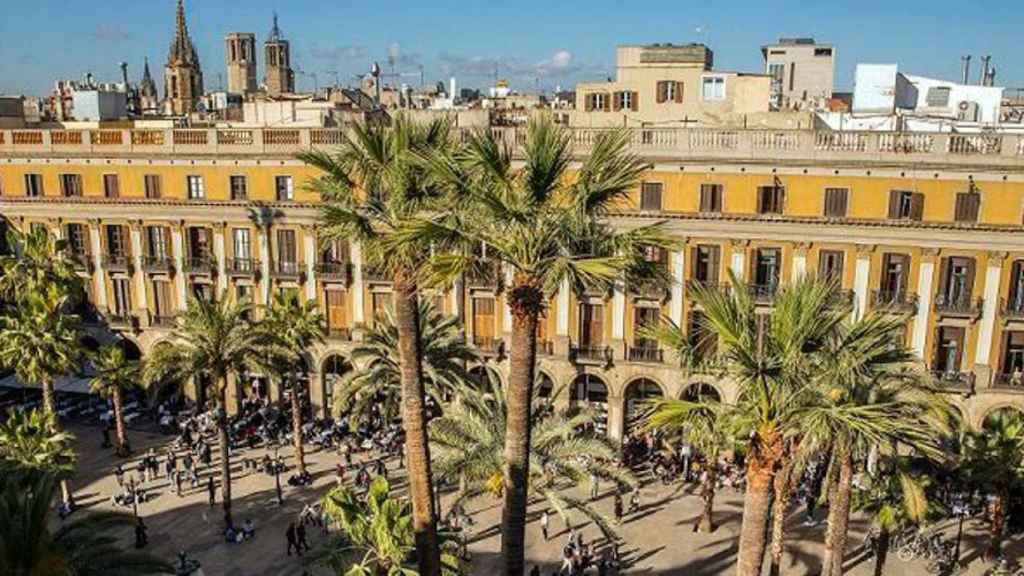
[2,124,1024,439]
[761,38,835,110]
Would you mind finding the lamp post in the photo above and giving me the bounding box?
[274,448,283,505]
[953,494,967,567]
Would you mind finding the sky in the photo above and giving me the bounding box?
[0,0,1022,97]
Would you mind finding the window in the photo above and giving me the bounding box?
[689,310,716,358]
[60,174,82,197]
[144,174,162,199]
[232,228,251,260]
[633,307,659,350]
[701,76,726,101]
[229,175,247,200]
[939,256,975,306]
[321,239,348,263]
[472,297,496,347]
[146,226,170,259]
[151,280,173,317]
[191,282,212,302]
[818,250,845,283]
[757,185,785,214]
[186,175,205,200]
[111,278,132,315]
[275,176,294,201]
[954,192,980,223]
[105,225,128,257]
[925,87,952,108]
[699,183,723,213]
[585,92,609,112]
[187,227,211,259]
[888,190,923,220]
[879,253,909,297]
[934,326,965,374]
[579,302,604,347]
[371,292,393,324]
[65,223,88,256]
[823,187,849,218]
[616,91,637,111]
[24,174,44,197]
[1009,261,1024,312]
[640,182,662,211]
[691,245,720,284]
[1002,332,1024,378]
[103,174,120,198]
[236,284,253,304]
[656,80,683,104]
[325,289,347,334]
[753,248,781,289]
[814,47,833,57]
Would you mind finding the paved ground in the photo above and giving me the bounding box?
[63,423,1020,576]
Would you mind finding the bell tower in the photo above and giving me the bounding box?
[164,0,204,115]
[264,13,295,96]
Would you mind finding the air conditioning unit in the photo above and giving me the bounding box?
[957,100,980,122]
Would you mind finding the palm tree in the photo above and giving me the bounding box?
[143,294,268,529]
[415,117,672,575]
[687,275,848,576]
[0,409,76,475]
[961,408,1024,560]
[258,293,326,477]
[645,398,731,533]
[300,115,456,576]
[0,471,173,575]
[0,226,82,302]
[801,310,952,576]
[90,344,144,456]
[430,373,635,539]
[311,476,463,576]
[335,300,477,425]
[853,461,933,576]
[0,283,85,505]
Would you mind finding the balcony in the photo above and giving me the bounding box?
[362,265,390,283]
[826,289,855,308]
[472,337,505,357]
[149,312,176,328]
[748,284,779,305]
[182,256,216,275]
[102,253,132,273]
[106,311,136,330]
[686,280,729,299]
[142,255,173,274]
[628,279,670,301]
[68,252,93,273]
[465,262,502,290]
[626,344,664,364]
[930,370,976,394]
[933,293,983,319]
[1001,298,1024,321]
[271,260,304,281]
[872,289,918,314]
[993,372,1024,391]
[570,343,613,365]
[227,257,259,277]
[316,261,351,283]
[327,327,352,341]
[537,339,555,356]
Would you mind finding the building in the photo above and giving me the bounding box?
[852,64,1004,124]
[225,33,258,95]
[164,0,204,116]
[71,88,128,121]
[573,43,780,129]
[761,38,835,110]
[0,97,26,128]
[139,58,161,115]
[264,14,294,97]
[2,123,1024,436]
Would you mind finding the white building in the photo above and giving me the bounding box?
[852,63,1003,124]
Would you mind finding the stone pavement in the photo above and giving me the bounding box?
[64,423,1019,576]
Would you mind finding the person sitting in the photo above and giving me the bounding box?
[242,519,255,540]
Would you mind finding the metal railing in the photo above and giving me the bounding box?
[872,289,918,313]
[570,344,613,364]
[685,280,729,299]
[327,327,352,341]
[271,260,304,279]
[1001,297,1024,320]
[748,283,779,304]
[628,279,670,301]
[538,340,555,356]
[933,293,983,317]
[68,251,92,272]
[472,337,505,356]
[316,261,350,282]
[227,257,259,276]
[627,344,664,364]
[993,372,1024,390]
[106,311,135,329]
[102,253,132,272]
[930,370,976,394]
[142,255,173,273]
[183,256,215,274]
[149,312,176,328]
[362,265,390,283]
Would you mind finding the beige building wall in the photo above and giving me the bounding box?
[225,33,257,94]
[762,39,835,108]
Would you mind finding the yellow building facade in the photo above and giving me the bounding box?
[2,125,1024,438]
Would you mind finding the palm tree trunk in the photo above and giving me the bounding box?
[217,382,234,529]
[822,453,855,576]
[502,280,543,576]
[987,491,1006,560]
[736,432,783,576]
[873,528,890,576]
[112,385,130,456]
[41,378,74,506]
[698,464,717,533]
[393,278,441,576]
[768,457,795,576]
[290,375,306,476]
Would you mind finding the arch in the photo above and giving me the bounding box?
[468,364,502,390]
[680,381,723,403]
[116,336,142,361]
[80,335,102,353]
[980,404,1024,431]
[282,355,313,419]
[321,354,353,418]
[570,373,609,435]
[623,377,665,436]
[147,340,185,405]
[536,371,555,400]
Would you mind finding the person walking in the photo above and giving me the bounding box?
[541,510,550,541]
[613,491,623,524]
[286,522,299,556]
[207,476,216,506]
[173,469,183,497]
[296,522,310,553]
[134,517,148,549]
[114,464,124,487]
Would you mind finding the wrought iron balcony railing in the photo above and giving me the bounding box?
[872,289,918,313]
[933,294,983,318]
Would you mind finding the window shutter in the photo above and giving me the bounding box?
[910,193,925,221]
[699,184,711,212]
[938,257,950,300]
[757,187,767,213]
[612,92,622,111]
[689,246,700,280]
[630,91,639,112]
[585,94,593,112]
[674,82,684,103]
[602,93,611,112]
[887,190,901,219]
[708,246,720,282]
[965,258,976,298]
[656,82,667,104]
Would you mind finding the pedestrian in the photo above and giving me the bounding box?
[135,458,146,485]
[296,522,310,552]
[613,491,623,524]
[286,522,299,556]
[375,458,387,479]
[207,476,215,506]
[560,543,574,575]
[114,464,124,487]
[174,469,183,497]
[589,473,599,499]
[629,486,640,514]
[541,510,550,541]
[134,517,148,549]
[681,442,693,482]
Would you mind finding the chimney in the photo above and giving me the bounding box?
[986,65,996,87]
[979,55,991,86]
[120,62,129,90]
[961,55,971,85]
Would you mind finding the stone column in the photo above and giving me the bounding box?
[171,223,188,310]
[213,222,228,296]
[852,244,874,321]
[88,219,108,310]
[669,249,685,326]
[611,278,626,352]
[449,276,464,323]
[307,369,324,419]
[350,240,365,327]
[974,251,1006,387]
[303,226,318,302]
[606,396,624,441]
[129,221,149,318]
[910,249,938,360]
[258,226,272,306]
[555,279,571,356]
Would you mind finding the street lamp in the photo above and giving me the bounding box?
[953,493,967,566]
[274,449,283,505]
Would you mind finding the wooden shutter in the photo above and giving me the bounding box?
[656,81,667,104]
[630,91,639,111]
[955,192,980,222]
[473,298,496,341]
[824,188,848,217]
[602,93,611,112]
[326,290,347,330]
[584,94,593,112]
[674,82,684,103]
[699,184,711,212]
[757,187,767,213]
[887,190,901,219]
[938,257,950,300]
[612,92,622,111]
[964,258,976,298]
[910,193,925,220]
[708,246,720,282]
[689,246,700,280]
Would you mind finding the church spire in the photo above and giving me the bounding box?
[167,0,199,66]
[268,12,282,43]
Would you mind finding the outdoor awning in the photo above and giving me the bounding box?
[0,373,93,395]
